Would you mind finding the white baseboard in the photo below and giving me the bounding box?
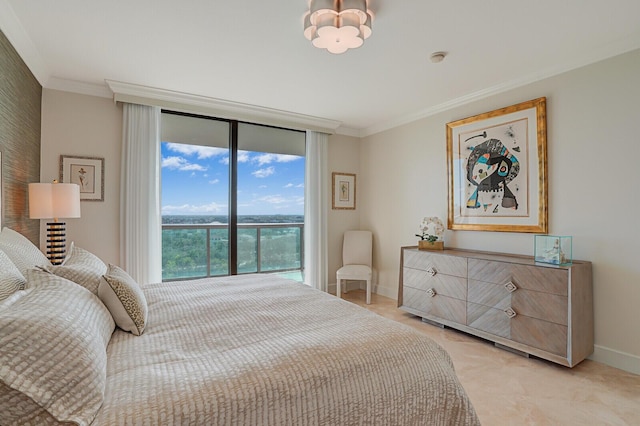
[590,345,640,375]
[373,284,397,300]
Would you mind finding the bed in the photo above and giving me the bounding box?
[0,228,480,425]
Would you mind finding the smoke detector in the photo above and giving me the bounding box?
[430,51,447,63]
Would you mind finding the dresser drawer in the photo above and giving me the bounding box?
[403,267,467,300]
[468,259,568,296]
[402,287,466,324]
[467,280,511,309]
[467,302,510,338]
[467,301,568,356]
[404,250,467,278]
[512,316,568,357]
[468,279,568,326]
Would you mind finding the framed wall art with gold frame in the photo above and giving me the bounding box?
[332,172,356,210]
[446,97,548,233]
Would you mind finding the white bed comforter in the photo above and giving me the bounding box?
[95,274,479,425]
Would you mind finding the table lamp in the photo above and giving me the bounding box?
[28,180,81,265]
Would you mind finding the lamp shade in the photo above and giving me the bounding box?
[28,183,81,220]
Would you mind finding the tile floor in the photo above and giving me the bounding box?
[340,290,640,425]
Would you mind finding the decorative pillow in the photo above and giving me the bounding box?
[48,245,107,295]
[0,249,26,301]
[62,243,103,268]
[62,240,75,265]
[0,227,51,276]
[99,264,148,335]
[0,269,115,425]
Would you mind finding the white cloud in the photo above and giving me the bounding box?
[161,202,226,214]
[209,179,220,184]
[162,156,186,169]
[165,143,227,159]
[296,183,304,188]
[284,183,294,188]
[259,195,287,204]
[258,185,267,189]
[253,153,301,166]
[161,156,208,172]
[252,166,275,178]
[220,150,250,165]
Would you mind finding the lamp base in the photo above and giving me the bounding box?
[46,221,67,265]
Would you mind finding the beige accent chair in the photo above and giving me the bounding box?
[336,230,373,304]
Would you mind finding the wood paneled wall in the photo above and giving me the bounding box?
[0,30,41,244]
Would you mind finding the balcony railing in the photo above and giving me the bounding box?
[161,223,304,281]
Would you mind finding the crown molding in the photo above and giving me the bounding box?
[106,80,342,134]
[334,126,362,137]
[47,77,112,98]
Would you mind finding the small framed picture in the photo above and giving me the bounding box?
[332,172,356,210]
[60,155,105,201]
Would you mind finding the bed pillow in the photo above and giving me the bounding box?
[0,269,115,425]
[0,249,26,301]
[0,227,51,276]
[99,264,148,335]
[47,245,107,295]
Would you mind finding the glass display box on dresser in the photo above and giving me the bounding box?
[534,235,572,266]
[398,247,593,367]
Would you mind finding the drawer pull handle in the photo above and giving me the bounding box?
[504,281,518,293]
[426,267,437,277]
[426,288,437,298]
[504,307,517,319]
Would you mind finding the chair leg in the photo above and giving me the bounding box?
[336,279,342,298]
[366,279,371,305]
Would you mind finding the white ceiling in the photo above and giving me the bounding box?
[2,0,640,136]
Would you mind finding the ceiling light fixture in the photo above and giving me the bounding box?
[303,0,373,54]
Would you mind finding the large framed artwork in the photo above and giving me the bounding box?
[446,97,548,233]
[60,155,105,201]
[332,172,356,210]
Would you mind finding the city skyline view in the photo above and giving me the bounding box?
[161,142,305,216]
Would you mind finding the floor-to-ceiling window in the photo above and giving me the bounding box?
[160,111,305,281]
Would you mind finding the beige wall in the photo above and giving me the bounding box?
[327,133,361,291]
[358,49,640,374]
[40,89,122,265]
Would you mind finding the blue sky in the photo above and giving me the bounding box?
[161,142,305,216]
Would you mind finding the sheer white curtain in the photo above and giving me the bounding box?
[120,103,162,284]
[304,130,329,291]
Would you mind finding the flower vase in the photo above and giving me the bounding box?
[418,240,444,250]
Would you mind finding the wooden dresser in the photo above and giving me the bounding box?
[398,247,593,367]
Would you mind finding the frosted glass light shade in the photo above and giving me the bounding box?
[29,183,81,219]
[304,0,372,54]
